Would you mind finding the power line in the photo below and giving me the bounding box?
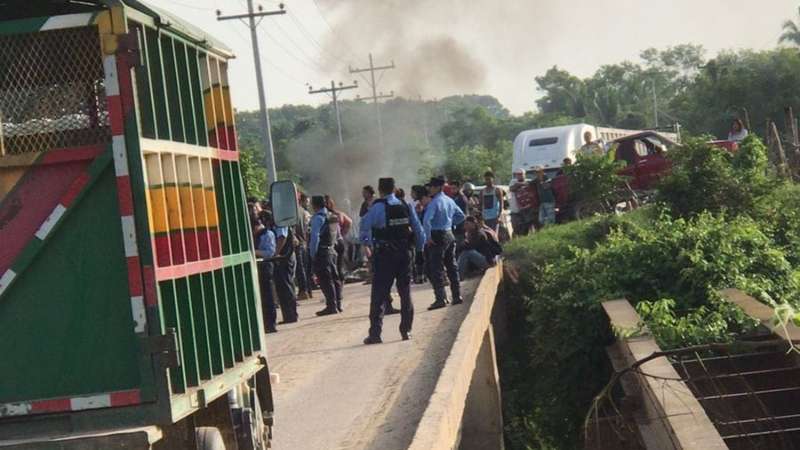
[257,25,325,75]
[270,15,327,71]
[288,11,348,67]
[308,80,359,145]
[350,53,396,150]
[168,0,216,12]
[217,1,287,184]
[309,0,360,61]
[228,25,307,89]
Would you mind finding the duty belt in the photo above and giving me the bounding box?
[374,241,410,251]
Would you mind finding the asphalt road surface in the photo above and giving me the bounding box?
[266,278,479,450]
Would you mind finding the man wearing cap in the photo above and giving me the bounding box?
[424,176,466,310]
[360,178,426,344]
[309,195,342,316]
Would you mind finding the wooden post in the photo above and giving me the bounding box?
[771,121,790,178]
[742,107,752,132]
[784,107,798,152]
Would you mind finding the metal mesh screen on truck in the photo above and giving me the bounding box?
[0,26,110,156]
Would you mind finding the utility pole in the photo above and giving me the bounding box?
[217,2,285,187]
[350,54,395,150]
[308,80,359,145]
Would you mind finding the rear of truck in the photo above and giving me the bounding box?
[0,2,271,448]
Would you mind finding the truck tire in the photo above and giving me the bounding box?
[196,427,226,450]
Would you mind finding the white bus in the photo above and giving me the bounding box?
[512,124,642,177]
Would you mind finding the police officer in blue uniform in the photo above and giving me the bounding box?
[255,211,278,333]
[424,176,466,310]
[309,195,342,316]
[360,178,426,344]
[273,221,298,323]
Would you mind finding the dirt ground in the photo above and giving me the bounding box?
[266,278,479,450]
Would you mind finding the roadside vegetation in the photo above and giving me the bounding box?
[237,38,800,198]
[500,135,800,449]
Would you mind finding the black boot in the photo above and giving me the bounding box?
[316,308,338,316]
[363,335,383,345]
[428,301,447,311]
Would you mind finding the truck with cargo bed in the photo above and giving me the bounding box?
[0,1,282,448]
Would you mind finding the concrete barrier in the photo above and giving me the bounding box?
[603,299,727,450]
[407,261,504,450]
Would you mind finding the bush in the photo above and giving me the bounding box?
[656,136,771,217]
[501,208,798,449]
[562,153,625,204]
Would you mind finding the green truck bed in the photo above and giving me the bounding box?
[0,1,267,440]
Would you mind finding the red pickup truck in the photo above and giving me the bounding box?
[528,131,679,222]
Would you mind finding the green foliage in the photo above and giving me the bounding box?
[441,141,513,183]
[754,183,800,265]
[636,298,758,349]
[501,208,798,449]
[239,147,267,199]
[535,44,703,129]
[563,153,624,204]
[535,44,800,139]
[781,7,800,46]
[656,136,771,217]
[672,48,800,136]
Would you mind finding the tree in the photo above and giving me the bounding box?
[780,6,800,46]
[535,66,587,118]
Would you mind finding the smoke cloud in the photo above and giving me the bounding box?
[318,0,492,98]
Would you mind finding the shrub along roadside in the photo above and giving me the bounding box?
[499,135,800,449]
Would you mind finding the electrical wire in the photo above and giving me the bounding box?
[287,11,348,67]
[270,16,327,71]
[309,0,360,61]
[228,23,308,89]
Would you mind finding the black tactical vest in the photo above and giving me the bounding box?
[372,199,413,243]
[317,212,335,249]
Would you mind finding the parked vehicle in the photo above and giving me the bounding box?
[512,124,644,178]
[0,1,284,449]
[519,131,680,222]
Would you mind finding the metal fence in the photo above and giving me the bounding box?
[0,26,109,156]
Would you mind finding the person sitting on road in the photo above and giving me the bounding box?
[457,216,502,279]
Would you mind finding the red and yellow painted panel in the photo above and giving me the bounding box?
[144,151,222,271]
[202,56,236,151]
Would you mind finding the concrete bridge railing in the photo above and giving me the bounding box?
[408,261,506,450]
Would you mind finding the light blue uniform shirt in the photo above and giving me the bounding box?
[360,193,426,251]
[309,208,329,258]
[423,192,466,238]
[273,226,289,240]
[257,229,276,258]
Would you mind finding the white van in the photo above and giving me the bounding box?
[512,124,641,177]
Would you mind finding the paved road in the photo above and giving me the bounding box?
[265,279,478,450]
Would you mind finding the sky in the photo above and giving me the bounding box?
[153,0,798,115]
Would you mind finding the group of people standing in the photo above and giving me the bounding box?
[360,176,471,344]
[250,194,348,333]
[250,173,505,345]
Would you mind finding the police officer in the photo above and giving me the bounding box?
[360,178,426,344]
[254,211,278,333]
[424,176,466,310]
[273,218,298,323]
[309,195,342,316]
